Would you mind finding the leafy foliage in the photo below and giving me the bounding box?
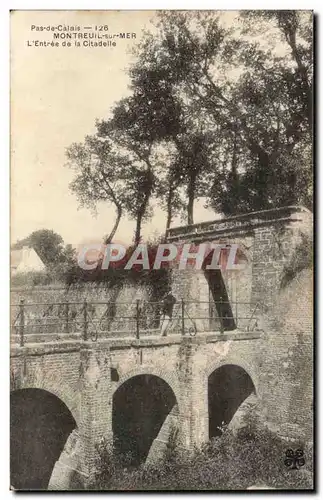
[12,229,78,286]
[129,11,313,218]
[92,422,313,490]
[66,133,127,244]
[12,229,67,267]
[65,11,312,243]
[62,239,172,299]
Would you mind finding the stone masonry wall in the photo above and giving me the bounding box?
[259,268,313,441]
[10,345,81,424]
[167,206,313,443]
[10,206,313,489]
[168,206,312,333]
[10,332,264,489]
[11,281,153,338]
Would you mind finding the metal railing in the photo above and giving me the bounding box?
[10,299,262,346]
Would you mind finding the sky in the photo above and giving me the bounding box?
[10,10,221,247]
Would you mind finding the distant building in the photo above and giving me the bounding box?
[11,246,46,275]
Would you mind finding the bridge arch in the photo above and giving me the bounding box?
[10,388,76,490]
[206,362,257,439]
[112,365,181,412]
[10,368,79,424]
[112,372,178,466]
[205,354,260,396]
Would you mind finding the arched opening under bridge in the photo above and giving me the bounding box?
[10,388,76,490]
[112,374,177,466]
[208,364,255,439]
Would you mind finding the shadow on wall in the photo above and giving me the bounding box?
[208,364,255,438]
[112,374,177,466]
[204,269,236,331]
[10,388,76,490]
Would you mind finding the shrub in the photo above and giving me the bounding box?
[11,271,52,287]
[92,422,313,491]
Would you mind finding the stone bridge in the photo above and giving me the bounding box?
[10,206,313,490]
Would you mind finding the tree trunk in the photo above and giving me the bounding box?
[230,126,240,209]
[134,212,144,246]
[133,167,154,245]
[285,28,312,130]
[164,187,173,239]
[134,187,150,245]
[187,177,195,225]
[104,205,122,244]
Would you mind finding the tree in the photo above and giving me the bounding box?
[129,11,313,216]
[12,229,65,267]
[159,168,185,236]
[121,164,155,244]
[66,132,128,244]
[175,130,219,224]
[67,106,158,246]
[97,96,159,244]
[128,33,216,225]
[242,10,312,131]
[153,142,186,237]
[65,11,312,240]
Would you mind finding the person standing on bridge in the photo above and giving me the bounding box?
[160,289,177,337]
